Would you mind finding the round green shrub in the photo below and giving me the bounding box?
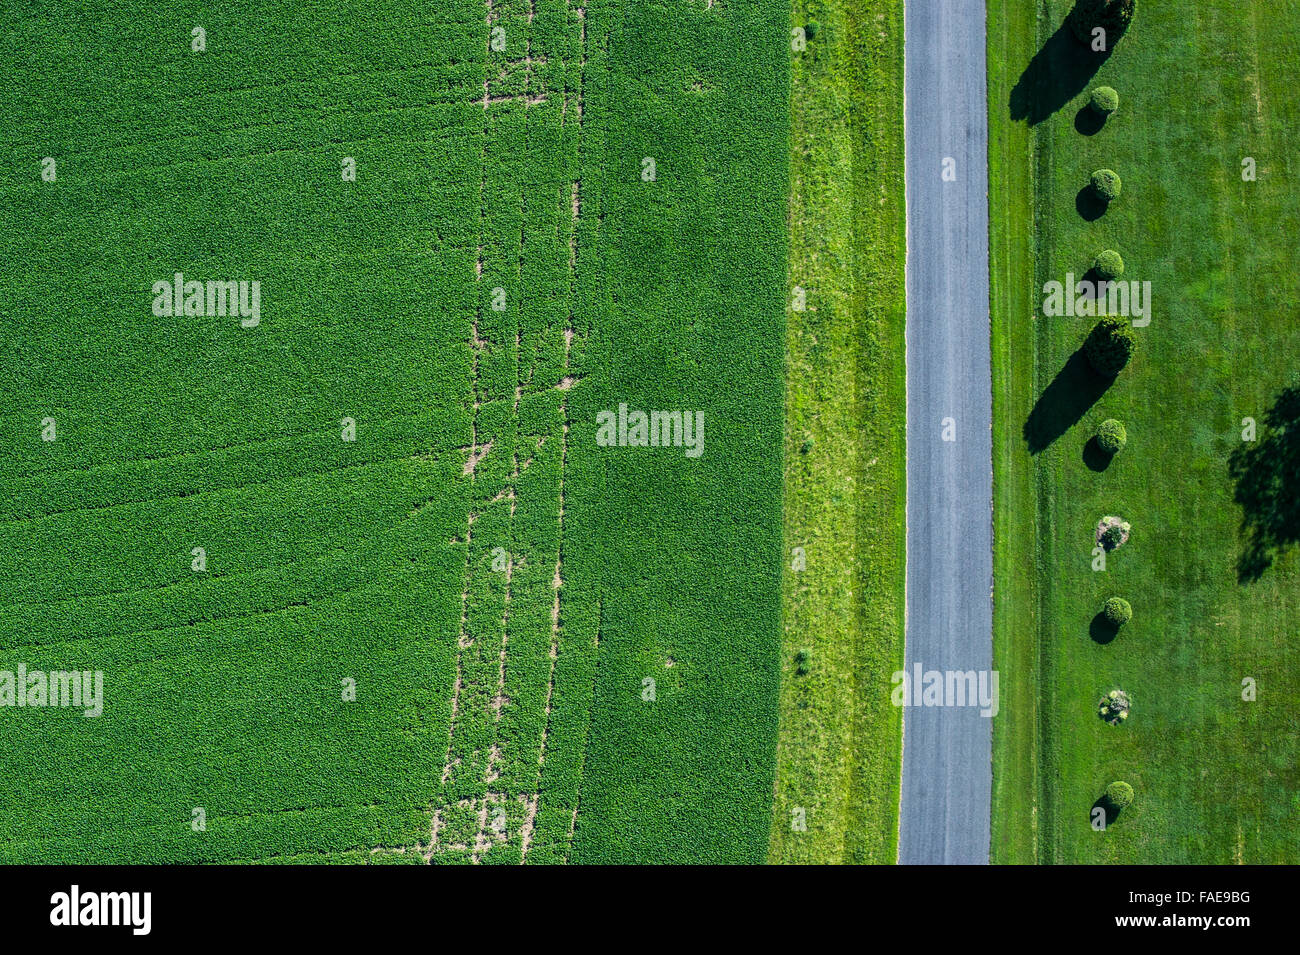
[1091,168,1122,202]
[1083,317,1136,376]
[1068,0,1137,45]
[1105,781,1135,809]
[1100,523,1128,550]
[1096,418,1127,454]
[804,20,821,39]
[1093,249,1125,281]
[1103,596,1132,627]
[1090,85,1120,114]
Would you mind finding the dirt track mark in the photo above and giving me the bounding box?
[427,0,589,867]
[520,6,586,861]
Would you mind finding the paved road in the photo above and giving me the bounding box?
[899,0,993,865]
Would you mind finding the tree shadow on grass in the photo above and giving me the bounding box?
[1076,186,1110,221]
[1090,611,1120,644]
[1074,105,1107,135]
[1229,381,1300,582]
[1083,436,1113,472]
[1024,349,1114,454]
[1075,267,1109,303]
[1091,796,1120,827]
[1009,21,1113,126]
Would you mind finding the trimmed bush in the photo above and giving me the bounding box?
[804,20,821,39]
[795,648,812,675]
[1103,596,1132,627]
[1090,168,1122,202]
[1090,85,1120,115]
[1105,781,1135,809]
[1098,689,1131,725]
[1096,515,1130,550]
[1083,316,1136,376]
[1096,418,1127,454]
[1068,0,1136,45]
[1093,249,1125,280]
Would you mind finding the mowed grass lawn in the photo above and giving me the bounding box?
[991,0,1300,862]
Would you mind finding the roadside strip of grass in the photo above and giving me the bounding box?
[987,0,1041,867]
[769,0,907,865]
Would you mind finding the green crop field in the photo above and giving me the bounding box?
[0,0,787,864]
[991,0,1300,863]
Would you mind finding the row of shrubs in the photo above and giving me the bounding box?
[1071,0,1139,819]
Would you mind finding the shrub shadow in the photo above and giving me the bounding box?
[1089,611,1119,645]
[1230,381,1300,582]
[1074,105,1106,135]
[1076,186,1109,221]
[1075,267,1112,303]
[1024,349,1114,454]
[1083,436,1113,472]
[1091,796,1120,827]
[1010,21,1113,126]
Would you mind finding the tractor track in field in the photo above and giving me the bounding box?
[421,0,589,866]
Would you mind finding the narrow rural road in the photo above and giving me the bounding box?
[899,0,993,865]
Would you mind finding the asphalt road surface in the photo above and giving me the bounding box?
[899,0,994,865]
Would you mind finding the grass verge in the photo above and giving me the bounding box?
[769,0,907,865]
[988,0,1041,867]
